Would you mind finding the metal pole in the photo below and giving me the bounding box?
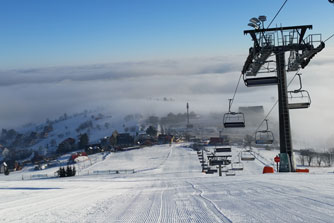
[277,162,279,172]
[276,51,295,172]
[219,164,222,176]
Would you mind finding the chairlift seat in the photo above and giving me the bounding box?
[241,152,255,161]
[226,170,236,176]
[224,122,245,128]
[223,112,245,128]
[255,139,274,144]
[244,76,278,87]
[215,147,232,153]
[231,162,244,171]
[288,102,310,109]
[255,123,274,145]
[241,156,255,161]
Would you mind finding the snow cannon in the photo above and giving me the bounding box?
[263,166,275,174]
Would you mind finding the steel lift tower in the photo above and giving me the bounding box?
[242,20,325,172]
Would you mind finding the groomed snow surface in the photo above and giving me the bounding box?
[1,144,334,223]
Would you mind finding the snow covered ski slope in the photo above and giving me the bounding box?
[1,144,334,223]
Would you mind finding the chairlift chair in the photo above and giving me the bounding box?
[255,119,274,145]
[288,74,311,109]
[243,62,278,87]
[226,170,236,176]
[243,75,278,87]
[231,162,244,171]
[223,99,245,128]
[241,151,255,161]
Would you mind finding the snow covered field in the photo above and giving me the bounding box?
[1,144,334,223]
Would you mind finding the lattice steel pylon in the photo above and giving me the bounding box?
[242,25,325,172]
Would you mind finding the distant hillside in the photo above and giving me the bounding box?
[0,109,143,160]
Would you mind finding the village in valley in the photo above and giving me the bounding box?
[1,103,333,178]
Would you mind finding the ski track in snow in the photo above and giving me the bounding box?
[1,144,334,222]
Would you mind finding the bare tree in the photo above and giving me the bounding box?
[329,148,334,166]
[298,154,306,166]
[322,153,331,167]
[300,149,315,166]
[316,153,322,167]
[243,135,253,151]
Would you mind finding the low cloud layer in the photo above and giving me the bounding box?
[0,50,333,148]
[0,56,241,87]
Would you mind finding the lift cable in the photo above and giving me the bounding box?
[267,0,289,29]
[229,73,243,110]
[254,68,301,133]
[324,33,334,42]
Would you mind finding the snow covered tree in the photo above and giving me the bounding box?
[146,126,157,137]
[72,166,76,176]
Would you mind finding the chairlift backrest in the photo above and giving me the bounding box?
[223,112,245,128]
[223,99,245,128]
[287,74,311,109]
[255,119,274,145]
[255,131,274,144]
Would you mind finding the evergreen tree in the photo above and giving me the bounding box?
[72,166,76,176]
[66,166,71,177]
[59,167,66,177]
[56,141,72,154]
[78,133,89,149]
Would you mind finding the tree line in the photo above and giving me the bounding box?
[298,148,334,167]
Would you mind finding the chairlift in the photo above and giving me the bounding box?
[241,151,255,161]
[231,162,244,171]
[223,99,245,128]
[255,119,274,145]
[288,74,311,109]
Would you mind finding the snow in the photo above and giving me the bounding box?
[12,109,142,154]
[0,144,334,222]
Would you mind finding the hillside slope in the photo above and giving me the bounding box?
[0,144,334,223]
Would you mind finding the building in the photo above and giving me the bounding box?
[116,133,134,147]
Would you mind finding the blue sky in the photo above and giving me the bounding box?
[0,1,333,146]
[1,0,333,69]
